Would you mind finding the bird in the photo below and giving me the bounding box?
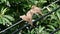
[20,5,43,26]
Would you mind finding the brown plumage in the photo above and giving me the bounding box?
[31,5,43,15]
[20,15,33,26]
[20,5,43,26]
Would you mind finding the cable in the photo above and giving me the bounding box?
[12,23,30,34]
[42,0,59,10]
[50,28,60,34]
[0,20,23,33]
[12,6,60,34]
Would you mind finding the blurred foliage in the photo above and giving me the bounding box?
[0,0,60,34]
[0,7,14,26]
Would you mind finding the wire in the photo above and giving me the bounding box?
[50,28,60,34]
[12,5,60,34]
[42,0,59,10]
[0,20,23,33]
[12,23,30,34]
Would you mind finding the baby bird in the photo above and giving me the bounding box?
[20,5,43,26]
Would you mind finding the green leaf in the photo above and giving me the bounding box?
[56,11,60,20]
[1,8,8,15]
[0,18,3,24]
[39,27,45,33]
[51,12,57,19]
[27,30,30,34]
[1,0,7,3]
[47,25,55,30]
[31,29,35,34]
[4,15,15,21]
[2,17,6,25]
[3,17,12,26]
